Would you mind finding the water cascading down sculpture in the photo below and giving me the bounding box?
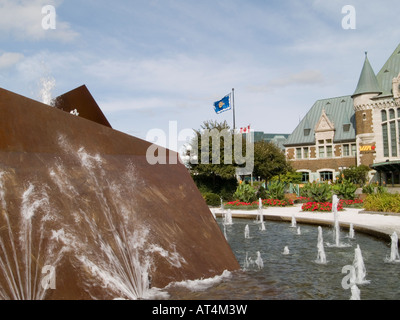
[0,85,240,300]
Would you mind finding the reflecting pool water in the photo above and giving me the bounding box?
[166,218,400,300]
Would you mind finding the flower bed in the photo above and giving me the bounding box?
[296,196,312,203]
[300,198,364,212]
[340,199,364,208]
[224,199,294,210]
[262,199,294,207]
[301,202,344,212]
[223,198,363,211]
[224,200,258,210]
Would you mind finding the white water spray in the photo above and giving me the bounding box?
[223,209,233,226]
[385,232,400,263]
[0,174,67,300]
[315,227,327,264]
[167,270,232,292]
[291,215,297,228]
[244,225,250,239]
[352,245,370,285]
[255,251,264,270]
[39,76,56,106]
[349,224,355,239]
[243,252,263,270]
[243,252,252,270]
[333,195,340,246]
[350,285,361,300]
[46,138,186,300]
[258,198,266,231]
[327,195,350,248]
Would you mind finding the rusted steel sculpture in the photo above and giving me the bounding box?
[0,86,239,300]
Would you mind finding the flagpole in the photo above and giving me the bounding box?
[232,88,236,132]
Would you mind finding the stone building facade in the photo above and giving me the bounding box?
[284,43,400,185]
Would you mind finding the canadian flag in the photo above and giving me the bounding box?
[240,125,251,134]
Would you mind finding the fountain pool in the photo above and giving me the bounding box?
[166,218,400,300]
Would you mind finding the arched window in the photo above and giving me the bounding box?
[301,172,309,183]
[391,121,398,157]
[390,109,395,120]
[382,123,389,157]
[382,110,387,122]
[320,171,333,182]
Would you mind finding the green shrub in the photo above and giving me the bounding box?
[266,181,285,200]
[233,183,257,203]
[362,183,376,195]
[300,182,332,203]
[332,179,357,200]
[256,185,268,200]
[363,193,400,213]
[377,185,388,194]
[192,174,237,201]
[203,192,221,207]
[219,187,235,202]
[338,165,370,185]
[271,171,303,184]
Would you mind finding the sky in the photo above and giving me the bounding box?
[1,0,400,153]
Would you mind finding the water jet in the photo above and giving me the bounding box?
[385,232,400,263]
[352,245,370,285]
[315,226,327,264]
[0,86,240,300]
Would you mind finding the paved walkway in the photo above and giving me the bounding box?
[210,205,400,241]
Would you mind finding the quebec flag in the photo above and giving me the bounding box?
[213,94,231,114]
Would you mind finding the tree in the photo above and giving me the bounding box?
[185,120,237,179]
[271,170,303,184]
[184,120,245,200]
[253,140,291,181]
[339,165,370,185]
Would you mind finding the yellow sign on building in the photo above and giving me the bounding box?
[359,145,376,152]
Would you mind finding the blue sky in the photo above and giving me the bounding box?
[1,0,400,152]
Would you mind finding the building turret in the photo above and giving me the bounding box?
[352,52,380,167]
[353,52,381,98]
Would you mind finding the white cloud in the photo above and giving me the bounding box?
[269,70,325,87]
[0,52,24,69]
[0,0,78,42]
[83,54,257,102]
[3,0,400,138]
[100,97,174,112]
[247,70,325,94]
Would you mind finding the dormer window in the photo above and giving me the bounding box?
[304,128,311,136]
[343,124,351,132]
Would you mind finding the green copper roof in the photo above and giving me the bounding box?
[376,43,400,96]
[284,96,355,146]
[353,54,381,96]
[286,43,400,148]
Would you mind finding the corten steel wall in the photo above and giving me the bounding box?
[0,87,240,300]
[53,85,112,128]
